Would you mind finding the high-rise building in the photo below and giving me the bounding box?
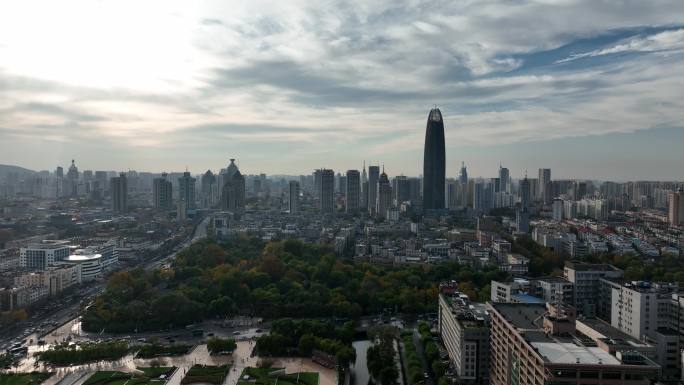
[368,165,380,215]
[66,159,79,197]
[288,180,299,214]
[376,169,391,219]
[489,302,660,385]
[220,159,246,215]
[394,176,410,205]
[345,170,360,214]
[110,173,128,213]
[178,171,196,210]
[498,165,510,193]
[552,198,563,221]
[423,108,446,210]
[408,177,422,202]
[473,180,492,214]
[516,176,531,232]
[668,189,684,227]
[319,169,334,214]
[564,261,623,317]
[55,166,64,178]
[459,161,468,186]
[153,173,173,211]
[601,280,681,380]
[200,170,217,208]
[438,293,490,385]
[361,161,368,210]
[538,168,551,202]
[446,179,459,209]
[313,169,322,200]
[338,175,347,197]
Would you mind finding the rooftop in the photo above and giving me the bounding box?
[576,318,651,349]
[564,260,620,272]
[441,293,489,327]
[65,253,101,262]
[490,303,657,367]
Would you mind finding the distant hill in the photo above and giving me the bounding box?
[0,164,36,179]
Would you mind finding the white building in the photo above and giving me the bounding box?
[20,240,70,270]
[64,254,102,282]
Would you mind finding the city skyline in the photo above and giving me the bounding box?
[1,1,684,180]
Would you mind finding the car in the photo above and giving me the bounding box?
[207,333,215,337]
[232,331,240,335]
[424,373,429,379]
[255,329,263,333]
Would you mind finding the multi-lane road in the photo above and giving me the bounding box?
[1,216,211,354]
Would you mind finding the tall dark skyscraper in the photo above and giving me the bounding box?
[153,172,173,211]
[423,108,446,210]
[345,170,360,213]
[368,165,380,215]
[110,173,128,213]
[319,169,335,214]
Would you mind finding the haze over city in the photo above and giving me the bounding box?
[1,1,684,179]
[3,2,684,385]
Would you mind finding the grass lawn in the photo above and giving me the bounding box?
[181,365,230,385]
[83,368,175,385]
[138,367,175,379]
[237,367,319,385]
[0,373,52,385]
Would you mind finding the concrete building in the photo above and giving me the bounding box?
[200,170,218,208]
[600,280,682,379]
[438,293,490,384]
[345,170,360,214]
[376,170,392,220]
[153,173,173,211]
[564,261,624,317]
[220,159,246,215]
[538,168,551,202]
[110,173,128,213]
[669,189,684,227]
[288,180,300,214]
[552,198,563,221]
[64,254,102,282]
[489,302,660,385]
[178,171,196,211]
[319,169,335,214]
[20,240,70,270]
[367,165,380,215]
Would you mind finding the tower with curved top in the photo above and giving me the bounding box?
[423,108,446,210]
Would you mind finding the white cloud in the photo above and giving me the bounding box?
[0,0,684,175]
[557,28,684,63]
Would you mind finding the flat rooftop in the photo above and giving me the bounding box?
[490,303,656,367]
[565,261,620,272]
[65,253,101,262]
[577,318,651,348]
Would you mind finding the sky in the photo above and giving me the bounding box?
[1,0,683,181]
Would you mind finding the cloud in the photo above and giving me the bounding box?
[0,0,684,177]
[556,28,684,63]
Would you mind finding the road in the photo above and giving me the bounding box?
[1,216,212,355]
[412,329,435,385]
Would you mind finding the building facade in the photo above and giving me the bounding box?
[423,108,446,211]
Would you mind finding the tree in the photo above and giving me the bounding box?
[207,337,237,355]
[298,334,316,356]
